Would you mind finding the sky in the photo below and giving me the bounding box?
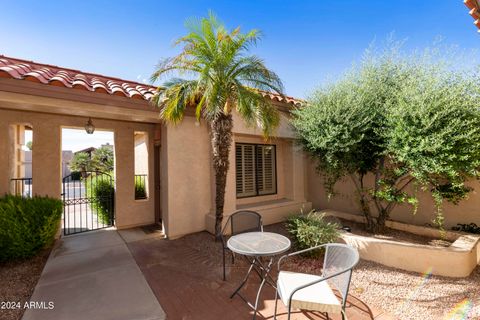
[2,1,479,150]
[24,129,114,152]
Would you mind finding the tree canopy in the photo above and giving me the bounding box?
[69,146,114,174]
[292,43,480,231]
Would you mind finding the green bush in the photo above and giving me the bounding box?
[0,195,62,261]
[292,41,480,233]
[85,173,114,225]
[285,210,340,257]
[135,178,147,200]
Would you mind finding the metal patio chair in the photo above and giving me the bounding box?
[221,210,263,281]
[274,243,359,320]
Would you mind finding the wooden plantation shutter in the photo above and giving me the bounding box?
[257,145,276,195]
[236,144,256,197]
[236,143,276,198]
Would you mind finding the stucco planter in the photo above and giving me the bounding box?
[322,210,480,278]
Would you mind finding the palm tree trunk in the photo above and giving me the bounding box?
[211,113,233,239]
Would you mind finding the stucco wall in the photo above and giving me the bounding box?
[0,108,156,229]
[160,109,311,239]
[0,84,311,239]
[134,132,148,175]
[306,161,480,229]
[161,116,212,238]
[203,109,312,235]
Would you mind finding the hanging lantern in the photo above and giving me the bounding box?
[85,118,95,134]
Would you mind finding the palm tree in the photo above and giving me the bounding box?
[150,12,284,238]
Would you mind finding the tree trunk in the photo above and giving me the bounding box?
[210,113,233,240]
[374,211,388,233]
[359,193,376,232]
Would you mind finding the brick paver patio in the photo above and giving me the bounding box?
[127,229,397,320]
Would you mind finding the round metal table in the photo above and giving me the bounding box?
[227,232,291,319]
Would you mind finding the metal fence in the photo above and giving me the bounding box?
[10,178,33,197]
[134,174,147,200]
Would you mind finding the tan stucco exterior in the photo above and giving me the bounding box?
[134,132,149,175]
[0,88,157,230]
[306,161,480,229]
[203,109,312,237]
[159,112,311,239]
[323,210,480,277]
[4,69,477,244]
[0,109,157,228]
[0,77,311,239]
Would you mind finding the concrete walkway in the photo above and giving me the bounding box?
[22,229,166,320]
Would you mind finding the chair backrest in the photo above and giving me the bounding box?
[225,210,263,236]
[322,244,359,308]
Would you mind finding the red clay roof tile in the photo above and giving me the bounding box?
[0,55,302,106]
[465,0,480,31]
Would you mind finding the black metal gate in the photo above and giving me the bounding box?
[62,171,115,235]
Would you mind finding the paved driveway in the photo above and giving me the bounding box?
[22,229,165,320]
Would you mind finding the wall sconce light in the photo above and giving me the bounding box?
[85,118,95,134]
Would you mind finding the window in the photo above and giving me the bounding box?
[236,143,276,198]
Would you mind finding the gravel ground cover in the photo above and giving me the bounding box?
[351,259,479,320]
[0,248,51,320]
[181,223,478,320]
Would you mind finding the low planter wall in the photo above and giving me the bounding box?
[205,199,312,236]
[322,210,480,278]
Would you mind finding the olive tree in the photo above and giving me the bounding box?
[292,45,480,232]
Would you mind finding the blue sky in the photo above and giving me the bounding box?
[1,1,478,99]
[3,1,479,151]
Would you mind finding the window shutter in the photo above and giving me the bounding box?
[236,143,276,198]
[236,144,256,197]
[257,145,276,195]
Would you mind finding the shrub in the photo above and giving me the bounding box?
[292,41,480,232]
[285,210,340,257]
[135,179,147,200]
[85,173,114,225]
[0,195,62,261]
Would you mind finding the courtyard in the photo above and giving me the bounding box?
[1,2,480,320]
[10,222,479,320]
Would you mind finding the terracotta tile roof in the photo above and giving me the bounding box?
[0,55,302,106]
[465,0,480,31]
[258,91,303,107]
[0,55,156,100]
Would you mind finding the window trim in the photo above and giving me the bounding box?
[235,142,277,199]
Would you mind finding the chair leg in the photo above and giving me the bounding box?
[273,289,279,320]
[287,304,292,320]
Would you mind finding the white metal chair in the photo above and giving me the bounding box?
[274,243,359,320]
[220,210,263,281]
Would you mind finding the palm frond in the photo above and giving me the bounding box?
[151,78,201,124]
[150,12,284,138]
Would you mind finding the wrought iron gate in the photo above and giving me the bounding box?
[62,171,114,235]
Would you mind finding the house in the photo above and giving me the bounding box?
[0,55,311,239]
[1,55,478,239]
[24,150,73,178]
[74,146,96,158]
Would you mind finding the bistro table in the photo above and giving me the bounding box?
[227,231,291,319]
